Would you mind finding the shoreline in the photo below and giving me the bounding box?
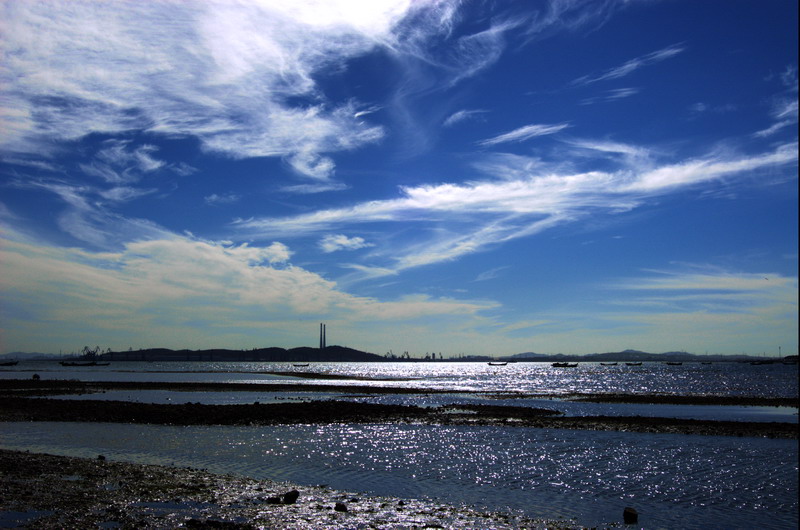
[0,449,574,529]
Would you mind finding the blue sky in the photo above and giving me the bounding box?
[1,0,797,356]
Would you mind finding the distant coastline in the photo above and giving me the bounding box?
[3,346,796,364]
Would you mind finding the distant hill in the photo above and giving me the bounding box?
[99,345,385,362]
[0,351,62,360]
[4,348,792,363]
[505,350,767,362]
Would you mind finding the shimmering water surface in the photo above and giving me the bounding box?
[2,422,796,530]
[3,360,798,397]
[2,360,798,528]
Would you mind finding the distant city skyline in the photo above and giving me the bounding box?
[1,0,797,356]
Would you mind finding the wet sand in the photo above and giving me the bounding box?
[0,449,572,529]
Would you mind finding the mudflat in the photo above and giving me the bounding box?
[0,378,796,438]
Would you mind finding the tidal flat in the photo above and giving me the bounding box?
[1,362,797,529]
[1,378,796,438]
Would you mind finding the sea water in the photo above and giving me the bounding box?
[3,360,798,397]
[1,422,796,529]
[2,361,798,528]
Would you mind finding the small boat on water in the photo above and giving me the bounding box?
[59,361,110,367]
[665,362,683,366]
[487,362,508,366]
[292,363,309,367]
[701,361,712,365]
[600,362,617,366]
[625,362,642,366]
[552,362,578,368]
[0,360,19,366]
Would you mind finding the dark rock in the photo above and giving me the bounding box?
[32,374,40,380]
[282,489,299,504]
[97,455,106,461]
[623,506,638,524]
[266,489,299,505]
[334,502,348,512]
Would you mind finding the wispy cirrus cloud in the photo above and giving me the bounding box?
[443,109,488,127]
[580,87,640,105]
[477,123,570,147]
[607,266,797,333]
[236,141,797,277]
[754,100,798,138]
[571,43,686,86]
[522,0,629,42]
[79,140,165,185]
[473,266,510,282]
[10,177,171,248]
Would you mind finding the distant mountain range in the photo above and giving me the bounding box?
[2,347,793,362]
[506,349,788,362]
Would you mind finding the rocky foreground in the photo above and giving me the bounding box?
[0,449,576,529]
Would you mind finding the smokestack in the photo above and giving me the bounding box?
[323,324,326,349]
[319,323,323,350]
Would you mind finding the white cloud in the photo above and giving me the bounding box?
[319,234,373,253]
[98,187,157,203]
[564,138,651,160]
[11,178,173,248]
[625,142,797,192]
[603,267,798,347]
[521,0,627,41]
[580,87,640,105]
[571,43,685,86]
[754,100,798,138]
[204,193,241,206]
[443,109,488,127]
[0,0,435,182]
[477,123,570,146]
[279,181,349,194]
[79,140,165,184]
[237,142,797,277]
[0,229,493,351]
[474,266,510,282]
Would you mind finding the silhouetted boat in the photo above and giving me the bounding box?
[701,361,712,365]
[292,363,309,367]
[0,360,18,366]
[59,361,110,367]
[625,362,642,366]
[665,362,683,366]
[552,362,578,368]
[488,362,508,366]
[600,362,617,366]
